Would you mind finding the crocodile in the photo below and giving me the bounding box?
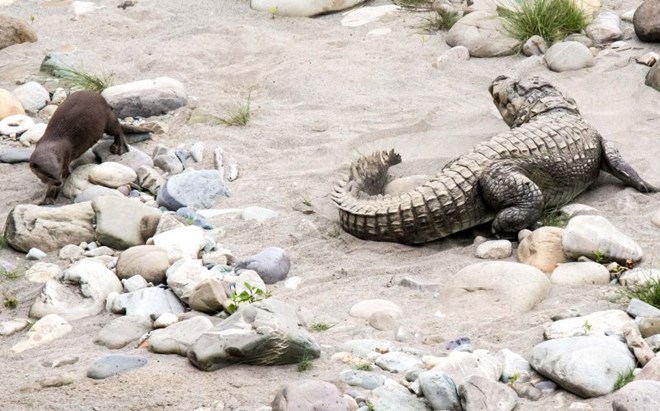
[332,75,656,244]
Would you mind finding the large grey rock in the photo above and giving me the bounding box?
[340,369,386,390]
[12,82,49,113]
[110,287,186,317]
[562,215,643,263]
[634,0,660,42]
[612,380,660,410]
[369,379,431,411]
[545,41,594,72]
[430,350,502,386]
[544,310,635,339]
[446,11,519,57]
[30,259,122,321]
[271,379,348,411]
[235,247,291,284]
[166,259,212,304]
[0,147,33,163]
[440,262,551,318]
[0,15,37,51]
[458,375,518,411]
[93,196,162,249]
[418,370,461,411]
[87,354,147,379]
[550,262,610,286]
[530,336,635,398]
[4,202,95,252]
[11,314,71,353]
[148,316,214,356]
[188,299,320,371]
[101,77,187,118]
[586,11,622,45]
[94,315,152,349]
[93,140,153,171]
[157,170,230,210]
[116,245,170,284]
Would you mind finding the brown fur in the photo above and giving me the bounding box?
[29,91,129,205]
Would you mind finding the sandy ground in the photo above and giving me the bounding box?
[1,0,659,410]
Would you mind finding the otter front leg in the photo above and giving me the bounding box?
[106,117,130,155]
[601,140,656,193]
[39,184,62,205]
[479,160,544,237]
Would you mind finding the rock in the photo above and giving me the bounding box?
[74,185,123,203]
[0,15,37,51]
[5,203,95,252]
[545,309,635,339]
[166,259,211,304]
[369,311,399,331]
[611,380,660,410]
[645,334,660,351]
[19,123,47,145]
[562,215,643,263]
[154,152,184,176]
[148,316,214,356]
[430,350,502,386]
[12,82,49,113]
[61,164,96,199]
[0,147,33,163]
[25,262,62,283]
[122,275,148,292]
[340,5,400,27]
[252,0,365,17]
[375,352,422,374]
[418,370,461,410]
[188,299,320,371]
[624,326,655,366]
[235,269,267,297]
[88,161,137,188]
[39,374,74,388]
[475,240,512,259]
[458,375,518,411]
[11,314,72,353]
[241,206,278,222]
[369,379,431,411]
[636,356,660,381]
[440,262,551,317]
[627,298,660,319]
[620,268,660,289]
[157,170,230,210]
[338,339,397,357]
[634,1,660,42]
[116,245,170,284]
[93,196,162,250]
[340,370,386,390]
[271,379,348,411]
[0,114,34,135]
[235,247,290,284]
[26,247,47,260]
[188,278,227,314]
[639,318,660,338]
[496,349,531,383]
[153,312,178,328]
[30,259,122,321]
[151,225,205,258]
[586,11,622,45]
[189,142,204,162]
[0,88,25,119]
[446,11,519,57]
[110,287,186,317]
[561,203,599,217]
[87,354,147,379]
[349,299,402,320]
[93,140,153,171]
[202,249,234,266]
[522,35,547,56]
[102,77,187,118]
[94,315,152,349]
[136,165,164,195]
[154,212,187,235]
[545,41,594,72]
[0,318,30,336]
[530,336,635,398]
[550,262,610,286]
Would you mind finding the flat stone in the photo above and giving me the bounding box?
[157,170,230,210]
[235,247,290,284]
[340,370,386,389]
[369,379,431,411]
[375,352,422,374]
[418,370,461,411]
[349,299,402,320]
[11,314,72,353]
[545,309,635,339]
[93,196,162,250]
[87,354,147,380]
[458,375,518,411]
[550,262,611,286]
[271,379,348,411]
[530,336,635,398]
[102,77,187,118]
[25,262,62,283]
[475,240,512,260]
[627,298,660,319]
[94,315,152,349]
[110,287,186,318]
[241,206,278,222]
[562,215,643,263]
[429,350,502,386]
[620,268,660,289]
[39,373,75,388]
[0,318,30,336]
[446,11,519,57]
[74,185,123,203]
[0,147,33,163]
[93,140,153,172]
[166,259,212,304]
[148,316,214,356]
[88,161,137,188]
[612,380,660,410]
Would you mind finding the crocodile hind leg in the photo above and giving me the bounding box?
[478,160,544,237]
[601,140,656,193]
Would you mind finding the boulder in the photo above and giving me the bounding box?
[545,41,594,72]
[612,380,660,410]
[446,11,519,57]
[272,379,348,411]
[561,215,643,263]
[429,350,502,386]
[0,14,37,51]
[101,77,187,119]
[116,245,170,284]
[418,370,461,411]
[11,314,71,353]
[157,170,230,210]
[148,316,214,356]
[110,287,186,318]
[0,88,25,119]
[634,0,660,42]
[92,196,162,249]
[12,81,49,113]
[94,315,152,349]
[550,262,610,286]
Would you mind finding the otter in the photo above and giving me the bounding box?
[29,91,130,205]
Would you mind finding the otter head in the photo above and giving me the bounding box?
[488,76,580,128]
[29,151,62,187]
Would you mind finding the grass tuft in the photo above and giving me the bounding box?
[297,353,313,372]
[1,268,23,281]
[394,0,435,10]
[613,368,635,390]
[3,295,18,309]
[418,8,460,32]
[57,66,115,92]
[496,0,589,45]
[623,276,660,309]
[355,361,373,371]
[220,92,252,126]
[309,322,334,332]
[540,208,570,228]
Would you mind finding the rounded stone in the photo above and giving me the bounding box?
[12,81,49,113]
[349,299,402,320]
[517,226,566,272]
[25,262,62,283]
[545,41,594,72]
[475,239,512,260]
[0,88,25,119]
[116,245,170,284]
[550,262,610,286]
[89,162,138,188]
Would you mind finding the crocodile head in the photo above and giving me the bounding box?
[489,76,580,127]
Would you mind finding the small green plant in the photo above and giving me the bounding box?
[3,295,17,309]
[220,92,252,126]
[57,66,115,92]
[225,282,272,314]
[623,276,660,309]
[613,368,635,390]
[0,235,6,249]
[366,400,375,411]
[508,372,521,385]
[418,7,460,32]
[582,320,592,334]
[268,6,277,18]
[182,216,194,226]
[394,0,434,9]
[309,322,333,332]
[355,361,373,371]
[297,352,313,372]
[29,15,35,24]
[593,249,605,263]
[0,267,23,281]
[496,0,589,45]
[540,207,570,228]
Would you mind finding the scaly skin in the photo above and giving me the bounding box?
[332,76,655,244]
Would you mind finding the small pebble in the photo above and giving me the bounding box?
[26,247,47,260]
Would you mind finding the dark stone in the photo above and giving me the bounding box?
[634,1,660,42]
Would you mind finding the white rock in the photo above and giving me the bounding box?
[349,299,402,320]
[0,114,34,136]
[620,9,635,23]
[11,314,72,353]
[190,142,204,162]
[545,41,594,72]
[0,319,30,336]
[122,275,148,292]
[71,1,102,16]
[433,46,470,67]
[12,81,49,113]
[235,269,267,295]
[586,11,622,45]
[154,312,179,328]
[61,164,97,199]
[25,262,62,283]
[284,276,302,290]
[430,349,502,386]
[152,225,205,259]
[59,244,85,261]
[475,240,512,259]
[88,162,138,188]
[18,123,47,145]
[26,247,47,260]
[251,0,365,17]
[366,28,392,37]
[517,226,566,272]
[241,206,278,222]
[550,262,610,286]
[166,259,211,304]
[562,215,643,263]
[341,5,400,27]
[544,310,635,340]
[620,268,660,289]
[445,11,520,57]
[560,203,599,218]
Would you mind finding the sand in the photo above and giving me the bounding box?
[0,0,659,410]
